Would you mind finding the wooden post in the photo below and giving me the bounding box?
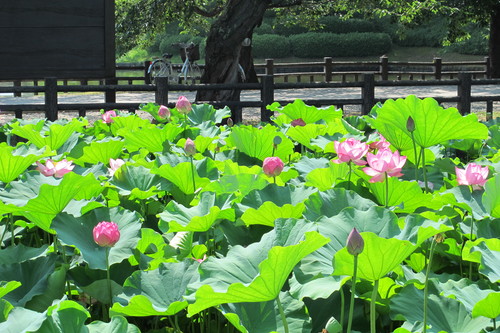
[44,77,58,121]
[379,55,388,80]
[261,75,274,122]
[324,57,333,82]
[485,56,491,78]
[105,78,117,103]
[265,59,274,76]
[144,60,152,84]
[457,73,472,115]
[13,80,21,97]
[433,57,442,80]
[155,76,169,106]
[361,74,375,115]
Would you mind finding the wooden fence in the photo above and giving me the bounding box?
[1,73,499,123]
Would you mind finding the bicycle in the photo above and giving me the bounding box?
[147,53,177,84]
[176,42,203,83]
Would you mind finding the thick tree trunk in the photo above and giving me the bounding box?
[196,0,270,122]
[489,5,500,78]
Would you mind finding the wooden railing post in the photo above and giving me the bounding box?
[155,76,169,106]
[457,72,472,115]
[105,78,117,103]
[361,74,375,115]
[261,75,274,122]
[433,57,442,80]
[265,59,274,76]
[324,57,333,82]
[13,80,21,97]
[379,55,388,80]
[44,77,58,121]
[485,56,491,78]
[144,60,152,84]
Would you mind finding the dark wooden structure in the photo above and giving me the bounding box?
[0,0,115,80]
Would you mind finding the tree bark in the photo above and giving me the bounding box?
[196,0,270,122]
[489,4,500,78]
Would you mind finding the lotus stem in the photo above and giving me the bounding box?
[469,214,475,280]
[190,156,196,194]
[348,161,352,190]
[105,247,112,322]
[276,295,289,333]
[410,132,419,180]
[347,255,358,333]
[339,286,345,331]
[423,238,437,333]
[9,213,15,246]
[421,147,429,192]
[385,172,389,208]
[370,279,379,333]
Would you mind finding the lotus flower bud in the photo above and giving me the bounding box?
[184,138,196,156]
[158,105,170,119]
[176,96,192,114]
[346,228,364,256]
[102,110,117,124]
[273,135,282,146]
[227,118,234,127]
[262,156,284,177]
[291,118,306,127]
[93,221,120,247]
[406,116,415,133]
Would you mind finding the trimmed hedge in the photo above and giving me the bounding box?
[252,34,291,58]
[289,32,392,58]
[318,16,380,34]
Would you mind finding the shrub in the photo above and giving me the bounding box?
[445,27,488,55]
[289,32,392,58]
[394,17,448,47]
[318,16,379,34]
[252,34,291,58]
[254,22,274,35]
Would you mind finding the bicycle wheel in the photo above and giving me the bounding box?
[148,60,171,84]
[189,63,202,82]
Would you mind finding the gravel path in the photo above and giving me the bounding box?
[1,83,499,124]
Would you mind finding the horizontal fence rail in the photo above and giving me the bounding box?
[1,73,500,123]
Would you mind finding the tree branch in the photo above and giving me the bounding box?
[193,5,223,17]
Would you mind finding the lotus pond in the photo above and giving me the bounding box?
[1,95,500,333]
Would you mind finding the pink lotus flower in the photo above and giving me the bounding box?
[184,138,197,156]
[263,157,284,177]
[36,159,74,178]
[455,163,489,189]
[108,158,125,176]
[332,138,369,165]
[369,134,391,151]
[363,149,407,183]
[158,105,170,119]
[291,118,306,127]
[93,221,120,247]
[102,110,117,124]
[176,96,192,114]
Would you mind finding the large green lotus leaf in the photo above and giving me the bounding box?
[109,113,153,134]
[305,162,352,190]
[111,260,199,317]
[86,315,141,333]
[0,298,13,322]
[110,164,171,200]
[303,188,376,221]
[483,174,500,218]
[365,176,438,213]
[390,284,491,333]
[9,118,87,150]
[438,278,500,319]
[20,172,103,233]
[0,281,21,299]
[293,156,330,180]
[238,184,317,211]
[128,228,169,269]
[158,192,235,232]
[227,124,295,161]
[153,162,211,195]
[288,273,344,301]
[33,299,90,333]
[268,99,342,124]
[286,124,330,151]
[71,138,124,166]
[187,219,330,315]
[187,103,231,125]
[333,232,416,281]
[370,95,488,150]
[25,264,67,312]
[0,306,46,332]
[0,254,57,307]
[52,207,141,270]
[201,173,268,198]
[220,291,312,333]
[118,124,183,152]
[471,240,500,283]
[441,186,488,220]
[0,244,49,265]
[241,202,305,227]
[0,144,51,183]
